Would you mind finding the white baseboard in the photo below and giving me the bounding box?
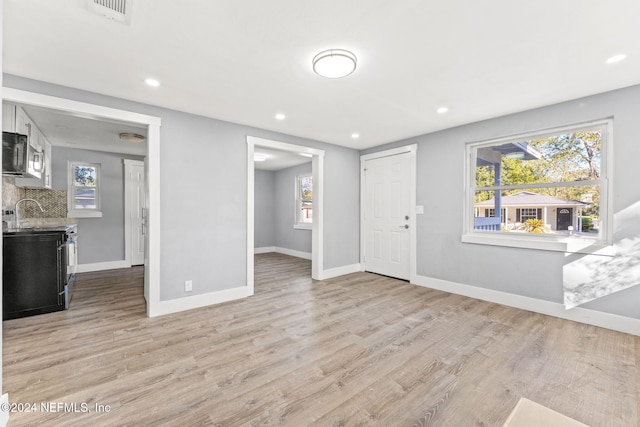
[319,263,363,280]
[254,246,312,260]
[254,246,276,254]
[412,274,640,336]
[0,394,8,427]
[149,285,253,317]
[75,260,130,273]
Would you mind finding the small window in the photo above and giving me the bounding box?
[68,162,102,218]
[463,119,612,253]
[295,173,312,229]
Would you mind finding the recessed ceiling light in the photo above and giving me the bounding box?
[254,153,267,162]
[299,153,313,158]
[145,78,160,87]
[605,54,627,64]
[351,133,360,139]
[436,107,449,114]
[312,49,357,79]
[275,113,286,120]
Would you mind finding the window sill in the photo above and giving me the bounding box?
[68,210,103,219]
[461,232,615,256]
[294,223,312,230]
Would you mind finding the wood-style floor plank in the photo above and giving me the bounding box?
[3,252,638,426]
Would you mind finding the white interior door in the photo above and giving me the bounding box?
[363,152,411,280]
[127,161,146,266]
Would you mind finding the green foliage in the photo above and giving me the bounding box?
[74,166,96,187]
[520,218,547,233]
[580,216,594,232]
[475,129,602,218]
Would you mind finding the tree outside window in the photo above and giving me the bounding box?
[68,161,102,218]
[466,119,611,251]
[295,173,312,228]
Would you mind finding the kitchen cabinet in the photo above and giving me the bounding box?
[4,104,43,151]
[3,230,68,320]
[3,102,52,188]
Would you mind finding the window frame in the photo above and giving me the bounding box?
[294,172,313,230]
[462,118,613,255]
[67,161,103,218]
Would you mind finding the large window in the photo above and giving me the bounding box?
[295,173,312,229]
[464,119,611,253]
[68,161,102,218]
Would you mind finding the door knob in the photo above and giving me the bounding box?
[399,224,409,229]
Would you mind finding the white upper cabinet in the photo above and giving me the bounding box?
[3,102,52,189]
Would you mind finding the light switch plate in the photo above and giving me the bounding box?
[416,205,424,214]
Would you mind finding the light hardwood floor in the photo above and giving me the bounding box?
[3,253,639,426]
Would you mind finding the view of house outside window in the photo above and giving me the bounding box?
[296,173,312,228]
[469,120,609,242]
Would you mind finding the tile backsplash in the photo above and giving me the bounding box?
[22,189,68,218]
[2,177,68,219]
[2,177,23,208]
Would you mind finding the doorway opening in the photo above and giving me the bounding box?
[2,87,161,316]
[246,136,324,293]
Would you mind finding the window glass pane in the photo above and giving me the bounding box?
[74,165,97,187]
[476,129,601,187]
[299,176,312,200]
[74,188,96,209]
[474,186,600,237]
[300,201,313,223]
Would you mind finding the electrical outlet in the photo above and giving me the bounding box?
[184,280,193,292]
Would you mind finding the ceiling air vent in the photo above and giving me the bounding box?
[87,0,132,24]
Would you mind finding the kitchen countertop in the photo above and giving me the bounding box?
[3,225,77,235]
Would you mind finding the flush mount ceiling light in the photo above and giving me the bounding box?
[312,49,357,78]
[275,113,286,120]
[254,153,267,162]
[119,132,146,143]
[351,133,360,139]
[436,106,449,114]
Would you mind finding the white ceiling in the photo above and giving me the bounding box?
[4,1,640,150]
[19,104,147,156]
[254,147,312,171]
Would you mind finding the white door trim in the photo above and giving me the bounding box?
[246,135,324,288]
[2,87,162,316]
[360,144,418,282]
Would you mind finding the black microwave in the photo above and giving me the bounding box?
[2,131,42,178]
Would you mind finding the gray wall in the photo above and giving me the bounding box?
[254,169,275,248]
[362,85,640,320]
[254,163,313,254]
[51,146,140,264]
[274,162,312,253]
[4,74,361,301]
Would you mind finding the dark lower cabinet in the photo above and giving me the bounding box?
[3,231,67,320]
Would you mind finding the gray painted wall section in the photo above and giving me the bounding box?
[362,85,640,320]
[254,169,275,248]
[4,74,360,301]
[51,146,140,264]
[274,162,312,253]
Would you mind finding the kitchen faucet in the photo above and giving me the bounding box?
[15,198,45,228]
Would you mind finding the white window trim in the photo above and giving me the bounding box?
[294,172,312,230]
[68,161,103,218]
[462,118,614,256]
